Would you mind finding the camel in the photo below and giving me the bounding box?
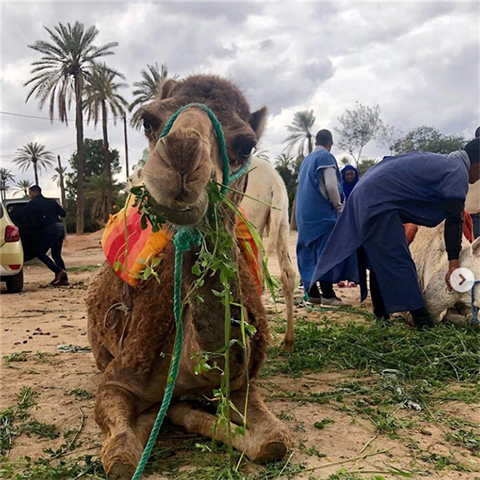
[128,157,297,350]
[242,157,296,350]
[87,75,291,479]
[466,181,480,217]
[409,223,480,324]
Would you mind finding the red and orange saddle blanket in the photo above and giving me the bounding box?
[102,196,263,293]
[404,210,475,245]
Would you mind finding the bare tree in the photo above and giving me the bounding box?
[377,125,403,155]
[335,102,383,166]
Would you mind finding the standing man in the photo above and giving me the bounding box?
[311,138,480,328]
[468,127,480,238]
[16,186,68,286]
[296,129,345,306]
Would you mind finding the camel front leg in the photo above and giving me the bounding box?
[95,384,146,480]
[168,385,290,463]
[277,238,296,352]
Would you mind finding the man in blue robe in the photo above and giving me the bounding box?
[471,127,480,238]
[311,137,480,328]
[296,129,345,306]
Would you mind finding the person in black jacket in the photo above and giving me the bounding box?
[18,185,68,286]
[472,127,480,238]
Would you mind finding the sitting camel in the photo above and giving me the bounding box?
[87,75,291,479]
[242,157,296,350]
[409,223,480,324]
[129,157,297,350]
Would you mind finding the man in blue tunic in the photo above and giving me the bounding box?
[296,129,345,306]
[311,137,480,328]
[471,127,480,238]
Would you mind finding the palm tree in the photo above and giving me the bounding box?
[13,142,54,185]
[84,63,129,215]
[129,63,177,129]
[14,179,33,198]
[85,172,123,224]
[275,153,295,170]
[51,166,67,187]
[283,110,316,156]
[283,110,316,230]
[25,21,118,234]
[0,169,15,201]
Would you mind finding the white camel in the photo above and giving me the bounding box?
[410,223,480,325]
[466,181,479,217]
[242,157,296,351]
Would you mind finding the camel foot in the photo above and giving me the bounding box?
[251,441,289,463]
[107,461,136,480]
[280,341,294,353]
[102,431,143,480]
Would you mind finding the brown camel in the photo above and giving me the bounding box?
[87,74,291,479]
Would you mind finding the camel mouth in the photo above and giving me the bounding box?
[150,194,209,227]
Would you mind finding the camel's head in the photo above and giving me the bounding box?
[459,237,480,312]
[137,75,267,226]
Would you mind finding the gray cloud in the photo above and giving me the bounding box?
[1,1,479,197]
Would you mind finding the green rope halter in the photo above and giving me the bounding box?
[131,104,252,480]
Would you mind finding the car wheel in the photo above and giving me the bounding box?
[6,269,24,293]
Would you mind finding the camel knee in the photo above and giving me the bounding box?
[88,328,114,372]
[94,385,138,436]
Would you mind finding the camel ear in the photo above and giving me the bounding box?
[472,236,480,255]
[158,78,179,100]
[249,106,268,139]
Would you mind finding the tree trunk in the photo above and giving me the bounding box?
[33,160,39,185]
[57,155,67,229]
[123,113,130,180]
[74,74,85,234]
[355,146,363,168]
[57,155,67,207]
[102,101,112,223]
[307,133,313,155]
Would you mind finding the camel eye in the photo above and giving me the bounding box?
[236,139,256,160]
[143,119,152,132]
[239,146,254,158]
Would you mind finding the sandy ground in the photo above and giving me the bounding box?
[1,231,479,479]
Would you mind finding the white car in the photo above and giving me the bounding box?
[0,201,24,293]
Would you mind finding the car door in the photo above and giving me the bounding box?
[4,200,41,261]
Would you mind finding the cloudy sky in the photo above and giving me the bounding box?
[1,0,479,198]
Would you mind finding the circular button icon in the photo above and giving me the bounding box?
[450,268,475,293]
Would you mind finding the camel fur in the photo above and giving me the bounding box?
[466,180,480,216]
[242,157,296,350]
[409,223,480,324]
[87,75,291,479]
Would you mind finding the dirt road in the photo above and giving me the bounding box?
[1,232,479,480]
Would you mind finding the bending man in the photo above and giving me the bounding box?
[311,138,480,328]
[18,185,68,286]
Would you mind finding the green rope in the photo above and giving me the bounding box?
[159,103,231,194]
[131,104,251,479]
